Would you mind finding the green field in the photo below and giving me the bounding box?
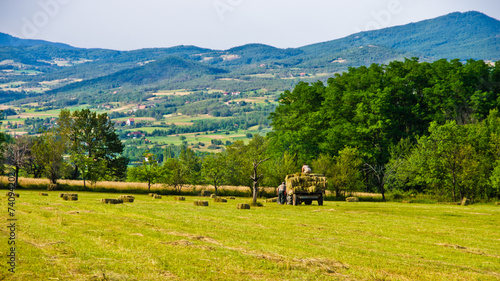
[1,191,499,280]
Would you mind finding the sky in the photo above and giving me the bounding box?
[0,0,499,51]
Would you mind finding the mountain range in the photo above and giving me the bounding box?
[0,11,499,104]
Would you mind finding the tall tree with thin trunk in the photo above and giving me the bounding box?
[3,135,31,188]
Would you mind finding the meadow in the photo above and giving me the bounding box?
[1,190,499,280]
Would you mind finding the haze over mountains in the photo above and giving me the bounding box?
[0,11,499,104]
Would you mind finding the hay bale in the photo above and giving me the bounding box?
[148,193,156,197]
[47,183,58,191]
[200,190,211,197]
[61,193,77,196]
[6,192,19,197]
[153,194,162,199]
[194,200,209,206]
[402,200,410,203]
[285,173,327,193]
[39,193,49,196]
[214,197,227,203]
[266,197,278,202]
[210,194,218,198]
[461,198,470,206]
[346,197,359,202]
[228,196,236,200]
[119,195,134,203]
[496,202,500,206]
[237,203,250,209]
[175,196,186,201]
[101,198,123,204]
[62,194,78,201]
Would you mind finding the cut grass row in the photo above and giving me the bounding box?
[0,190,499,280]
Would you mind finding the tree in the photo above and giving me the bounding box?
[202,153,227,196]
[489,160,500,200]
[31,132,67,184]
[160,158,188,194]
[227,135,269,204]
[264,151,298,187]
[58,109,127,188]
[396,121,487,202]
[127,151,160,191]
[333,147,364,197]
[180,145,201,185]
[312,154,337,195]
[3,135,32,188]
[23,135,44,179]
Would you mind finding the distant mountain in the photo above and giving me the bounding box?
[0,32,75,49]
[1,11,499,104]
[300,11,500,61]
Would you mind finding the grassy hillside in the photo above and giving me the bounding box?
[1,190,499,280]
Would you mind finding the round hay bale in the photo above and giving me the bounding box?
[6,192,19,197]
[39,193,49,196]
[228,196,236,200]
[148,193,156,197]
[266,197,278,202]
[210,194,218,198]
[237,203,250,209]
[346,197,359,202]
[194,200,209,206]
[496,202,500,206]
[214,198,227,203]
[175,196,186,201]
[153,194,162,199]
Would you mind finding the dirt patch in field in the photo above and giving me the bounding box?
[438,243,500,258]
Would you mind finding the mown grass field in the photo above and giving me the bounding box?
[1,190,499,280]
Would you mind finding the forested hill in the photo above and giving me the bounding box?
[0,32,74,49]
[49,56,227,96]
[299,11,500,61]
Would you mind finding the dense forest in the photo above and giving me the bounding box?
[268,58,500,201]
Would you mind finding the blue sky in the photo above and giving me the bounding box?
[0,0,499,50]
